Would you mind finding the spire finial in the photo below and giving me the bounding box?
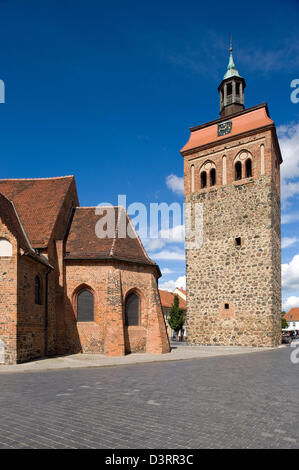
[223,35,241,80]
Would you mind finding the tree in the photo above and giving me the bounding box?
[282,318,288,329]
[168,294,185,341]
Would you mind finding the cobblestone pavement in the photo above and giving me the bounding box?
[0,345,298,449]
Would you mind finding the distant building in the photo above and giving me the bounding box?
[159,289,187,340]
[283,309,299,331]
[173,287,186,301]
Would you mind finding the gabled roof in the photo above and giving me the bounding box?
[159,290,186,310]
[176,287,186,295]
[65,206,160,274]
[0,193,52,268]
[0,176,77,248]
[181,103,276,155]
[284,308,299,322]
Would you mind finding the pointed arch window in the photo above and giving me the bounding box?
[125,292,140,326]
[210,168,216,186]
[201,171,207,189]
[235,161,242,181]
[35,275,42,305]
[77,289,94,322]
[245,158,252,178]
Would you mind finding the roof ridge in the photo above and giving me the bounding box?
[109,206,123,257]
[0,175,75,181]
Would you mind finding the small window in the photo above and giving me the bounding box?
[236,83,240,95]
[201,171,207,189]
[227,83,232,96]
[125,293,140,326]
[35,275,42,305]
[210,168,216,186]
[235,161,242,180]
[245,158,252,178]
[235,237,241,247]
[77,289,94,322]
[224,303,229,310]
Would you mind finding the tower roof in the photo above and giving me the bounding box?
[223,38,241,80]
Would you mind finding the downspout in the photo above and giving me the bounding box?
[45,268,51,357]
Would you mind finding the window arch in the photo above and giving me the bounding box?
[210,168,216,186]
[0,238,12,257]
[35,275,42,305]
[200,171,207,189]
[235,161,242,180]
[245,158,252,178]
[77,289,94,322]
[125,292,140,326]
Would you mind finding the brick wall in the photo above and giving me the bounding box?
[17,256,48,362]
[0,223,17,364]
[64,260,170,356]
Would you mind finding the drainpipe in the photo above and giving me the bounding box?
[45,269,51,357]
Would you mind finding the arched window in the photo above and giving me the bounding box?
[245,158,252,178]
[77,289,94,322]
[35,275,42,305]
[0,238,12,257]
[210,168,216,186]
[200,171,207,189]
[125,292,140,326]
[227,82,232,96]
[235,161,242,181]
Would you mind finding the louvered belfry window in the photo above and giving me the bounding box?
[77,290,94,322]
[125,293,140,326]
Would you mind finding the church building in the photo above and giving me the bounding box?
[0,176,169,364]
[181,44,282,347]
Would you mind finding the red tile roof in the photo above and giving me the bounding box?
[284,308,299,322]
[159,290,186,310]
[0,176,77,248]
[0,192,52,268]
[181,103,276,154]
[65,207,160,271]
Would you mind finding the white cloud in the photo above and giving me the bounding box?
[159,224,185,243]
[159,275,186,292]
[281,212,299,224]
[282,237,298,249]
[161,268,174,275]
[166,174,184,195]
[278,122,299,201]
[282,296,299,312]
[282,254,299,291]
[143,238,166,251]
[150,249,185,261]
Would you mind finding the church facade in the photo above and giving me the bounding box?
[181,46,282,347]
[0,176,169,364]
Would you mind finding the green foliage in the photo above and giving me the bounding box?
[281,318,288,329]
[168,294,185,334]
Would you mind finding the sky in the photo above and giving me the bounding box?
[0,0,299,310]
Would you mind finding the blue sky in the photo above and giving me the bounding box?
[0,0,299,309]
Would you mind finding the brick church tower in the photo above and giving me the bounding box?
[181,43,282,347]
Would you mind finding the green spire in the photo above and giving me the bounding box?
[223,36,241,80]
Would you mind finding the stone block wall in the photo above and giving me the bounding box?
[186,176,281,347]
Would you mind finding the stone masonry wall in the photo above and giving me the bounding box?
[186,176,281,347]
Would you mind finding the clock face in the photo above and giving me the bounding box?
[218,120,232,137]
